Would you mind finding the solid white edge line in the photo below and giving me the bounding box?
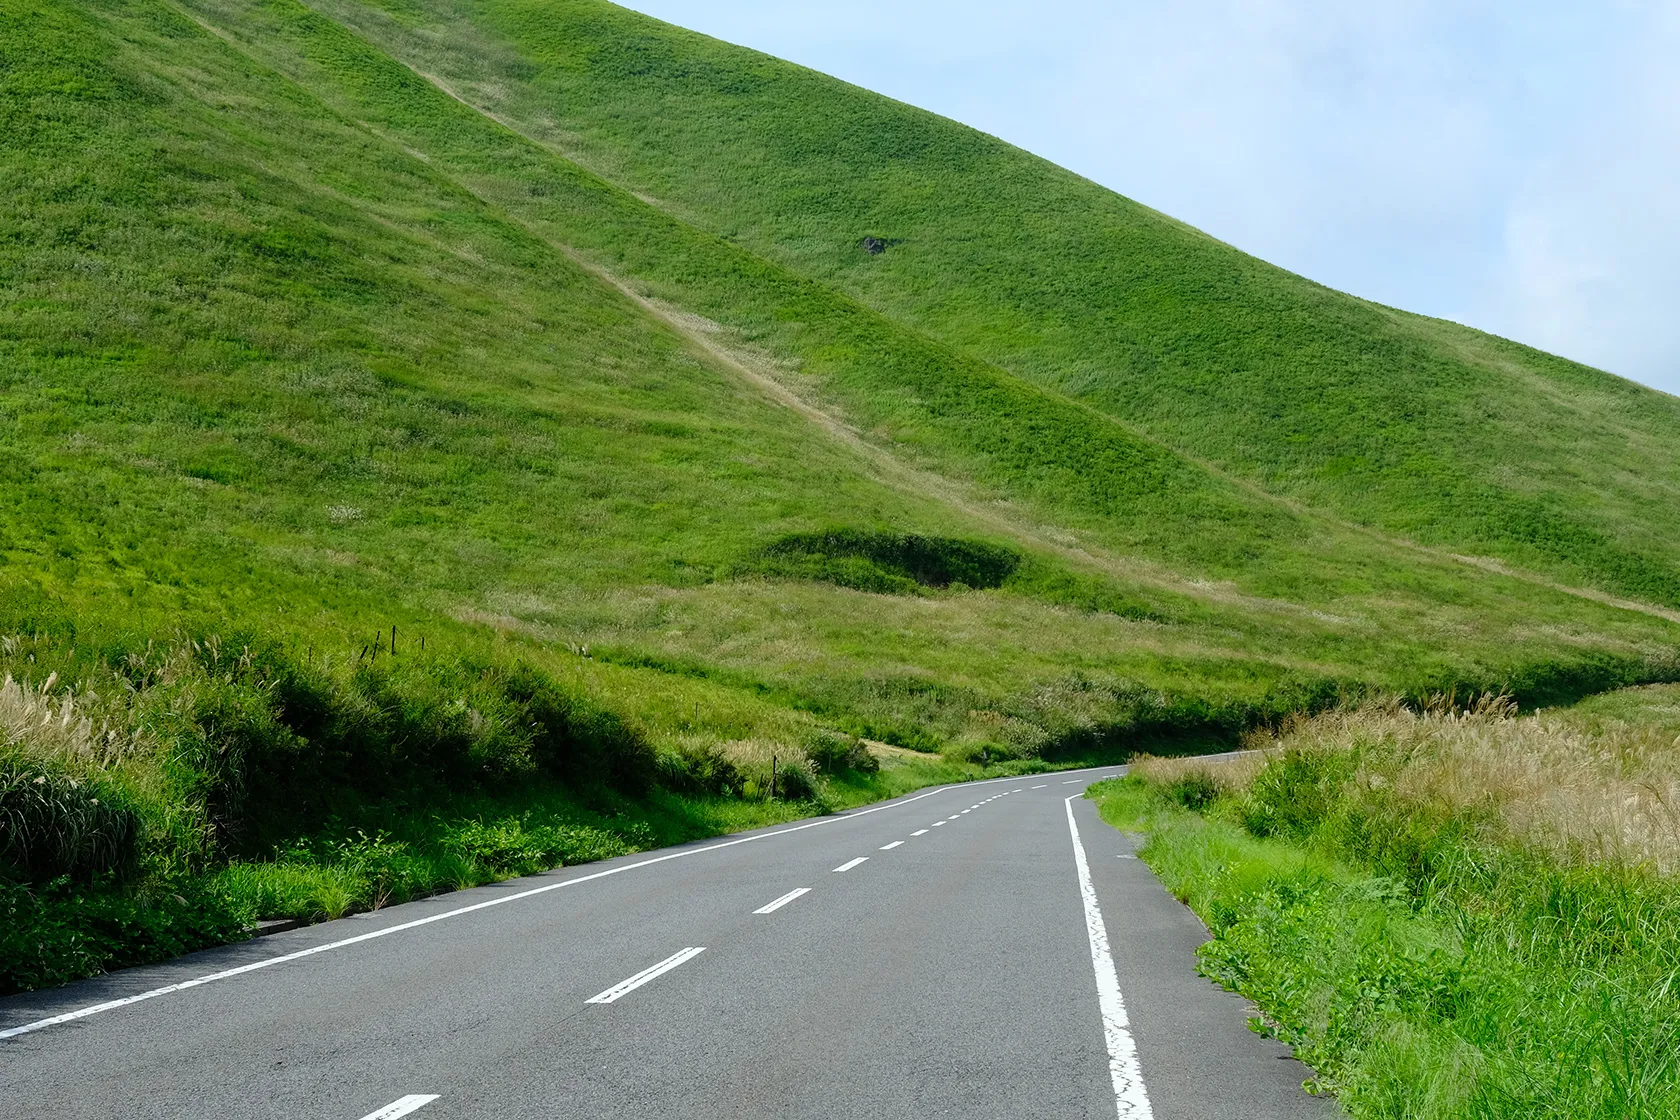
[832,857,869,872]
[585,946,706,1004]
[356,1094,440,1120]
[2,764,1131,1041]
[879,841,904,850]
[1065,794,1153,1120]
[752,887,811,914]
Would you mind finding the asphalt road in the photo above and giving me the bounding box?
[1,767,1333,1118]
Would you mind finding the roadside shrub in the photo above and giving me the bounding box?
[1241,747,1354,841]
[495,664,657,792]
[158,673,309,851]
[945,740,1020,766]
[656,742,746,797]
[770,759,817,801]
[804,730,879,775]
[1165,771,1221,813]
[0,876,246,995]
[109,645,662,855]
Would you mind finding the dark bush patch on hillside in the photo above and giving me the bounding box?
[655,743,746,798]
[1005,673,1354,763]
[745,528,1021,594]
[1399,649,1680,715]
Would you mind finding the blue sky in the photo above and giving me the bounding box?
[619,1,1680,396]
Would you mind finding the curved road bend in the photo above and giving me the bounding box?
[1,766,1332,1119]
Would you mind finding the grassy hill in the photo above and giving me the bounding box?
[295,0,1680,612]
[3,0,1679,987]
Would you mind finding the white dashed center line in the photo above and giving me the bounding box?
[832,857,868,873]
[933,821,946,826]
[753,887,811,914]
[879,841,904,850]
[357,1096,439,1120]
[911,829,928,836]
[1032,784,1048,789]
[1063,780,1083,785]
[586,947,706,1005]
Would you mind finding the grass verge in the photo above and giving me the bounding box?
[1087,693,1680,1118]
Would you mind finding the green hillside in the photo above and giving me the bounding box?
[294,0,1680,611]
[2,0,1678,986]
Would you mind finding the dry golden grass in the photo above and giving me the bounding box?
[0,674,116,766]
[1127,750,1271,794]
[1244,698,1680,873]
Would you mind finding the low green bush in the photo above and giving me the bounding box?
[769,759,817,802]
[1240,747,1356,841]
[1164,771,1221,813]
[0,876,248,994]
[66,638,670,857]
[656,743,746,797]
[804,731,880,776]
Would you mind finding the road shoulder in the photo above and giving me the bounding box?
[1072,797,1338,1118]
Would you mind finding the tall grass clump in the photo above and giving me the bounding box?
[1100,695,1680,1119]
[1,675,142,884]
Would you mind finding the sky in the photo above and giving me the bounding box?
[619,0,1680,396]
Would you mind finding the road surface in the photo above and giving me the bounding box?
[1,767,1332,1118]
